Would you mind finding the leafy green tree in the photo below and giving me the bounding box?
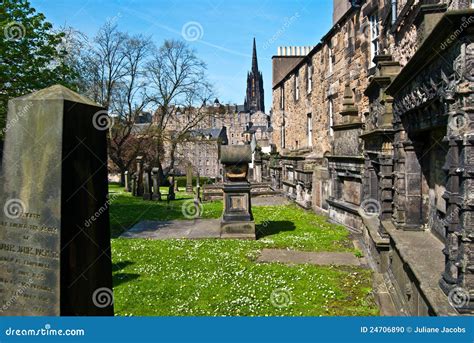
[0,0,76,139]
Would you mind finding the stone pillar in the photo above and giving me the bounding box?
[131,173,137,196]
[136,156,144,196]
[440,132,473,313]
[254,163,262,183]
[196,172,201,202]
[151,167,161,201]
[142,165,152,200]
[220,145,255,239]
[167,171,176,201]
[124,171,131,192]
[0,85,113,315]
[186,162,193,193]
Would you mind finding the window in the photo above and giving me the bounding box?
[369,13,380,68]
[280,85,285,110]
[328,99,334,137]
[307,62,313,93]
[307,113,313,147]
[294,72,300,101]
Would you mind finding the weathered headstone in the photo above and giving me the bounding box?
[124,171,130,192]
[186,163,193,193]
[0,85,114,316]
[131,173,138,196]
[142,165,152,201]
[220,145,255,239]
[136,156,144,196]
[151,168,161,201]
[167,171,176,201]
[195,172,201,203]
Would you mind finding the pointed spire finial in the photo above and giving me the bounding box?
[252,37,258,72]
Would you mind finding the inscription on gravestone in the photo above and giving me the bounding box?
[0,85,114,316]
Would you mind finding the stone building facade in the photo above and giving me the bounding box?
[271,0,473,315]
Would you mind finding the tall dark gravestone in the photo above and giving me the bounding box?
[0,85,114,316]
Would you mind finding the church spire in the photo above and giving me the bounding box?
[244,38,265,113]
[252,37,258,72]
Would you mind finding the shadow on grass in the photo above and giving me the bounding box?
[113,273,140,287]
[112,261,140,287]
[256,220,296,239]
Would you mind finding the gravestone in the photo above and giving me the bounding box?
[167,171,176,201]
[195,172,201,203]
[186,163,193,193]
[131,173,138,196]
[135,156,144,196]
[220,145,255,239]
[151,168,161,201]
[142,165,152,201]
[0,85,114,316]
[124,171,130,192]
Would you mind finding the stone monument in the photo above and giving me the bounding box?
[151,167,161,201]
[186,162,193,193]
[220,145,255,239]
[131,173,138,196]
[142,165,152,201]
[124,171,130,192]
[135,156,144,196]
[167,170,176,201]
[0,85,114,315]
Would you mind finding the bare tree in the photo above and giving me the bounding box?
[146,39,215,176]
[70,22,154,185]
[108,34,153,184]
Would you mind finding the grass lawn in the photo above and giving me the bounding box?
[109,184,378,316]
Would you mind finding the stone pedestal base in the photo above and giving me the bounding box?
[220,182,256,240]
[220,221,256,239]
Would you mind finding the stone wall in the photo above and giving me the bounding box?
[270,0,474,315]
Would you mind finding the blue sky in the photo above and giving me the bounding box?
[32,0,334,110]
